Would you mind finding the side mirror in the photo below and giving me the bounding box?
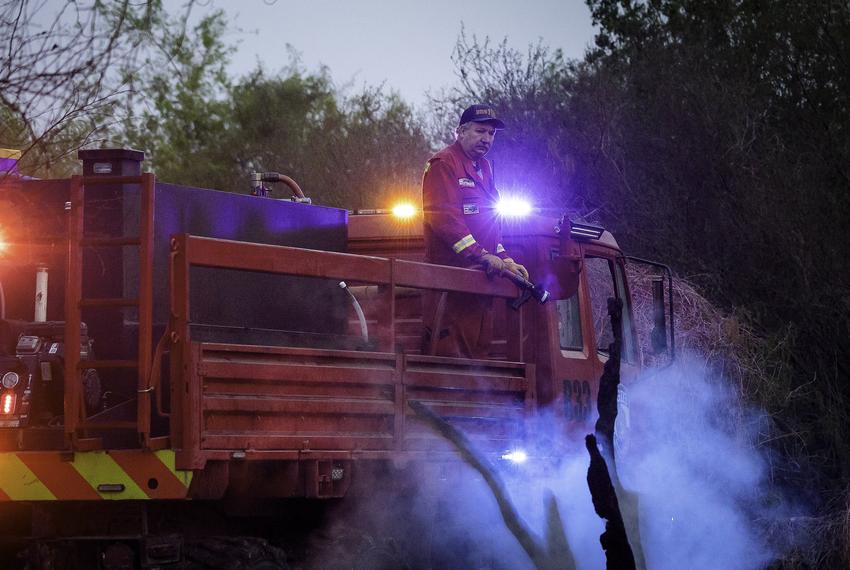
[541,255,581,301]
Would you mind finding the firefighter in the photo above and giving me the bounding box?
[421,104,528,358]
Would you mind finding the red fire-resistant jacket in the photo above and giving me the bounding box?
[422,141,510,267]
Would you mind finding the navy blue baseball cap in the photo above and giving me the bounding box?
[458,104,506,129]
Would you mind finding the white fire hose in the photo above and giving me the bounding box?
[339,281,368,343]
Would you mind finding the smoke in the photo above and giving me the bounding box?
[615,354,798,570]
[300,354,802,569]
[301,462,536,569]
[500,447,607,569]
[488,353,799,570]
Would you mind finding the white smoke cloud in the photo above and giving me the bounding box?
[458,352,799,569]
[502,448,607,570]
[301,354,802,569]
[616,354,788,570]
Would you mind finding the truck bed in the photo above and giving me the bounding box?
[175,342,534,469]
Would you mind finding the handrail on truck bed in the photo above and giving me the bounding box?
[167,233,524,355]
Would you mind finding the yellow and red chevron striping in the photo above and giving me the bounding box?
[0,450,192,501]
[18,453,101,500]
[110,450,192,500]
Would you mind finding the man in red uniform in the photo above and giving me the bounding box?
[421,104,528,358]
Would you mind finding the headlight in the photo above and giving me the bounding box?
[2,371,20,389]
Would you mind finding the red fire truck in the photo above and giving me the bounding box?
[0,149,672,568]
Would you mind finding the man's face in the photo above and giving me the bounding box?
[457,121,497,160]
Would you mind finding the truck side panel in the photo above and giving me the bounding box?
[175,343,533,470]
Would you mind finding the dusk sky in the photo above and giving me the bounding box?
[175,0,598,106]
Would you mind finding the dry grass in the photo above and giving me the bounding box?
[627,264,774,391]
[626,264,850,568]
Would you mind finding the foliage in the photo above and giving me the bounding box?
[430,29,578,213]
[0,0,196,177]
[223,68,431,209]
[443,0,850,490]
[581,0,850,489]
[443,2,850,563]
[120,7,233,187]
[122,37,431,209]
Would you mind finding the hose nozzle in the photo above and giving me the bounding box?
[503,271,550,309]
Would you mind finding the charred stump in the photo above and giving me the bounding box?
[586,433,635,569]
[588,297,645,570]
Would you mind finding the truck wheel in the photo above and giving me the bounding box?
[21,541,75,570]
[319,532,411,570]
[183,537,288,570]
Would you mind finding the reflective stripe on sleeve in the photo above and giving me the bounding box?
[452,234,477,253]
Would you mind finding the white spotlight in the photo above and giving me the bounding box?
[496,198,532,218]
[501,449,528,464]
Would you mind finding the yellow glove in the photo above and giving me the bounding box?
[478,253,508,277]
[503,257,529,280]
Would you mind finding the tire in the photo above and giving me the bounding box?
[183,537,288,570]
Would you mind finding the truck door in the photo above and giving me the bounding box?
[546,245,639,434]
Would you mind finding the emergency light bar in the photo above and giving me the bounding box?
[569,221,605,241]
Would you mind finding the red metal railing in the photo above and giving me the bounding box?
[168,234,522,354]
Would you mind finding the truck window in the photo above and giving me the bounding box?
[550,246,583,351]
[586,257,616,354]
[556,295,583,350]
[586,256,638,363]
[614,261,638,363]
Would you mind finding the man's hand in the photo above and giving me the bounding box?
[478,253,508,277]
[503,257,529,281]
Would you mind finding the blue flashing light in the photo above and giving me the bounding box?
[496,197,532,218]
